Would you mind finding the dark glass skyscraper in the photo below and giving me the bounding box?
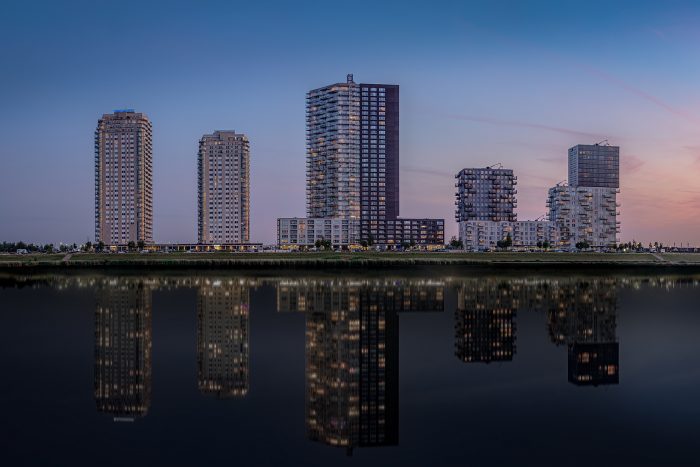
[360,83,399,242]
[568,143,620,188]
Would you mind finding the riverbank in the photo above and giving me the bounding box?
[1,251,700,270]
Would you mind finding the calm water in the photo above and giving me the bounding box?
[2,269,700,466]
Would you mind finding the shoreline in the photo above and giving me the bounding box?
[1,252,700,271]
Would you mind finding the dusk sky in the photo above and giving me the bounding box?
[1,0,699,245]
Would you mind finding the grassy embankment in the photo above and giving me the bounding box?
[1,251,699,269]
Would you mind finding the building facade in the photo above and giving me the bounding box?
[306,75,361,220]
[359,82,400,242]
[547,142,621,250]
[455,167,517,223]
[197,131,250,244]
[568,143,620,188]
[95,110,153,246]
[277,217,360,249]
[459,220,559,251]
[280,75,444,248]
[547,185,619,250]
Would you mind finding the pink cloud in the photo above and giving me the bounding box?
[621,154,646,174]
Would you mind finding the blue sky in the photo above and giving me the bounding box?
[1,0,699,245]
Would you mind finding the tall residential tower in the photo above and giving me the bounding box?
[197,131,250,244]
[279,74,444,249]
[548,143,620,250]
[95,110,153,245]
[306,75,360,220]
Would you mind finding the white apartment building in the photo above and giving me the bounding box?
[277,218,360,249]
[547,185,620,250]
[459,220,560,251]
[198,131,250,244]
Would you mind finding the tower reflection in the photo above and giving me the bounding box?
[197,279,250,398]
[277,279,444,453]
[455,280,517,363]
[94,279,152,421]
[546,279,619,386]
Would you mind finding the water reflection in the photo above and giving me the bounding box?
[455,281,517,363]
[197,280,250,398]
[3,272,698,454]
[545,280,619,386]
[278,279,443,453]
[94,280,152,421]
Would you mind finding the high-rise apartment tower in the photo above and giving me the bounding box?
[95,110,153,245]
[198,131,250,244]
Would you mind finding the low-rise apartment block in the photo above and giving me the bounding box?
[459,220,559,251]
[277,218,360,249]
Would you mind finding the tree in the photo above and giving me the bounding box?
[43,243,54,253]
[97,241,105,252]
[137,240,145,250]
[83,241,92,252]
[537,241,543,249]
[542,241,550,250]
[360,240,368,248]
[575,241,590,250]
[449,236,463,249]
[400,241,410,250]
[127,241,136,251]
[505,234,512,248]
[367,235,374,247]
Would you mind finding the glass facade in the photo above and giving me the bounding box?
[568,144,620,188]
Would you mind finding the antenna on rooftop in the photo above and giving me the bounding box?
[487,162,503,169]
[595,139,609,146]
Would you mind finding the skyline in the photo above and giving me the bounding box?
[2,0,700,245]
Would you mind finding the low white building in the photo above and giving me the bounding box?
[459,220,559,251]
[277,218,360,249]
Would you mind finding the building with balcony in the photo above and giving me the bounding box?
[455,167,517,223]
[459,220,559,251]
[198,131,250,244]
[277,217,360,249]
[547,142,621,250]
[547,184,620,250]
[279,74,444,248]
[95,110,153,246]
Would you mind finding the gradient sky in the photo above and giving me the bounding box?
[1,0,699,245]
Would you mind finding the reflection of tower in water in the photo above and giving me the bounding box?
[546,280,619,386]
[94,281,152,421]
[455,281,517,363]
[197,279,250,398]
[278,279,442,453]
